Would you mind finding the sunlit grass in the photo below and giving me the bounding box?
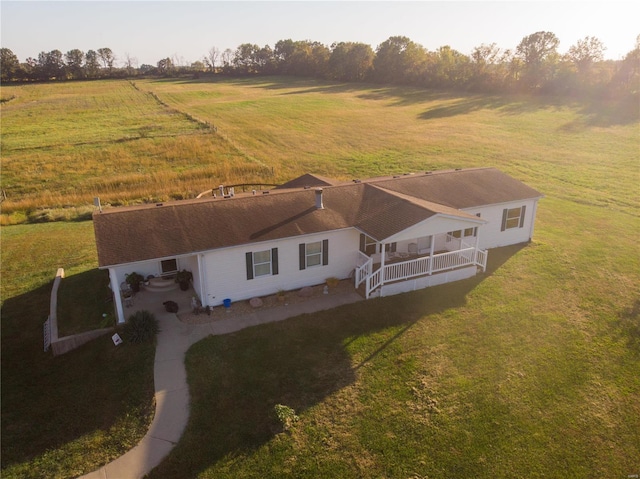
[1,76,638,478]
[139,77,639,216]
[1,77,637,223]
[149,198,640,478]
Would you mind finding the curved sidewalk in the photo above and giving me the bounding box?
[80,289,363,479]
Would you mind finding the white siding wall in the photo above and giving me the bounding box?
[385,215,482,244]
[108,256,194,290]
[464,199,540,249]
[201,228,361,307]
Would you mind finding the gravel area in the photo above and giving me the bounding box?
[177,279,355,324]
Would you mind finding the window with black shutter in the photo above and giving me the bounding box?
[246,248,278,279]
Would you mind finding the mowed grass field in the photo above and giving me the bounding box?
[1,77,639,478]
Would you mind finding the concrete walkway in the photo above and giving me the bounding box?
[79,287,363,479]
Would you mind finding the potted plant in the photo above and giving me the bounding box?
[175,269,193,291]
[125,272,144,292]
[325,277,340,288]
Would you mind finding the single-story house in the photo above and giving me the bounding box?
[93,167,543,323]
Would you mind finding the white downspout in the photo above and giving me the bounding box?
[198,253,207,306]
[529,200,539,242]
[109,268,125,324]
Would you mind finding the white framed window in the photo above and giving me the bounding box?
[246,248,279,279]
[299,240,328,270]
[253,250,272,277]
[447,230,462,242]
[501,206,526,231]
[306,241,322,267]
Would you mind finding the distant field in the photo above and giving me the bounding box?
[1,77,639,477]
[0,80,260,222]
[1,77,638,222]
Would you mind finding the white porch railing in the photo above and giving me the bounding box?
[366,268,383,298]
[475,248,488,272]
[430,247,475,274]
[358,246,489,298]
[384,255,432,283]
[355,251,373,288]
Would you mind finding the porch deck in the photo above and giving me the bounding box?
[356,246,488,299]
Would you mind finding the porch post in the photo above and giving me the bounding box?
[428,234,435,275]
[109,268,125,324]
[475,229,486,272]
[380,242,386,284]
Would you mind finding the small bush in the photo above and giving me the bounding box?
[274,404,299,431]
[122,310,159,343]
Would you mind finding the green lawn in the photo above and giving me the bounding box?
[148,196,640,478]
[0,222,155,478]
[1,77,638,478]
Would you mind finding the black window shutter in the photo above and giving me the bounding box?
[501,209,508,232]
[246,252,254,280]
[519,205,527,228]
[299,243,306,270]
[322,239,329,265]
[359,233,365,253]
[271,248,279,275]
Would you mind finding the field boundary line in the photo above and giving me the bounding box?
[129,80,272,171]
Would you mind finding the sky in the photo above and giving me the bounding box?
[1,1,638,67]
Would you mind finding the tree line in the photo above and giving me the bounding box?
[2,32,639,100]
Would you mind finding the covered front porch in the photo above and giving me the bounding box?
[355,231,488,299]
